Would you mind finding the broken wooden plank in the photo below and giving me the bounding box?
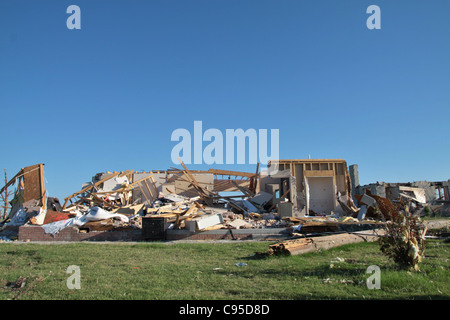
[63,171,122,209]
[142,180,156,202]
[177,158,212,199]
[268,189,290,211]
[92,175,154,196]
[138,184,151,204]
[207,169,258,178]
[129,174,155,188]
[268,229,383,256]
[0,168,24,195]
[231,180,255,197]
[248,162,260,194]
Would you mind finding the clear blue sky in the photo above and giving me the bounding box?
[1,0,449,201]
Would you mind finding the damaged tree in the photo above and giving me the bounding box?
[1,169,12,220]
[378,201,427,271]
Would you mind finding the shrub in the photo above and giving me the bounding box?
[378,203,427,271]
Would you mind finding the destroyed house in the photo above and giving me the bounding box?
[63,168,259,210]
[262,159,353,216]
[62,159,354,218]
[8,158,447,243]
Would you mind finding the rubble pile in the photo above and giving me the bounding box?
[0,160,448,241]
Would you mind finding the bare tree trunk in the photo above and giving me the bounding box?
[1,168,11,220]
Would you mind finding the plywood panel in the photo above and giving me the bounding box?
[22,164,44,204]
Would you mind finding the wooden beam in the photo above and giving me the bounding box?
[231,180,254,197]
[178,158,202,189]
[138,184,151,204]
[177,157,216,199]
[92,174,155,196]
[142,180,155,202]
[268,189,290,211]
[181,170,208,199]
[207,168,257,178]
[0,168,24,195]
[118,170,130,177]
[63,171,121,209]
[83,192,119,209]
[268,230,383,256]
[129,174,155,187]
[39,164,46,208]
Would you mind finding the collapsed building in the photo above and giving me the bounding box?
[261,159,354,217]
[348,164,450,214]
[0,160,448,242]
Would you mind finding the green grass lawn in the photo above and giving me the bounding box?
[0,239,449,300]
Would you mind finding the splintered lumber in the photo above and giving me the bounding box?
[174,203,201,228]
[278,189,291,200]
[231,180,255,197]
[81,219,116,232]
[268,189,290,211]
[129,174,155,188]
[248,162,259,194]
[92,174,154,196]
[177,157,217,201]
[207,169,257,178]
[269,238,315,255]
[142,180,155,202]
[63,171,122,209]
[0,169,23,195]
[138,184,151,204]
[268,229,383,256]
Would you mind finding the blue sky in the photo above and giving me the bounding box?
[0,0,449,201]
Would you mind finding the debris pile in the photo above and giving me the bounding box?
[0,160,448,242]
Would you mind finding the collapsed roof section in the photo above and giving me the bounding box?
[62,163,260,212]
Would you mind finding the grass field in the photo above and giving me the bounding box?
[0,238,449,300]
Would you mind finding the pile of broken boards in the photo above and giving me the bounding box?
[112,192,382,235]
[1,163,444,241]
[2,188,388,240]
[0,164,392,240]
[9,190,288,237]
[264,192,440,257]
[32,191,384,238]
[146,192,290,232]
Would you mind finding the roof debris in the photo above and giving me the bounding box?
[0,160,448,243]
